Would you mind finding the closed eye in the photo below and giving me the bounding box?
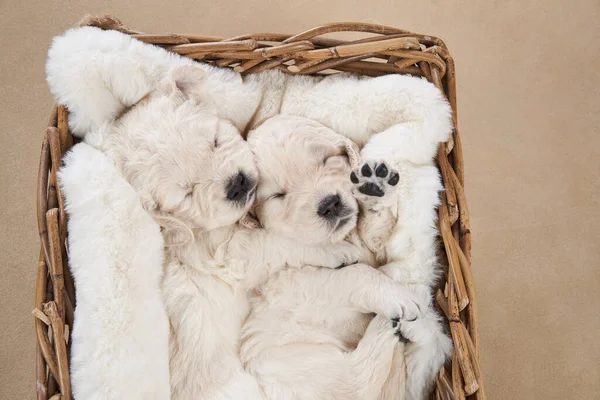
[269,192,286,200]
[323,154,347,165]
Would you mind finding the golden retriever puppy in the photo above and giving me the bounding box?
[239,115,452,400]
[75,62,262,399]
[235,115,414,400]
[87,64,258,234]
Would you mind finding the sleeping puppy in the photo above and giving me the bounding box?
[240,115,408,400]
[91,65,258,234]
[162,115,424,398]
[54,60,259,399]
[239,115,452,400]
[73,61,262,399]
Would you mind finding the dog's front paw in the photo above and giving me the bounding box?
[391,318,412,343]
[350,160,399,206]
[383,285,425,324]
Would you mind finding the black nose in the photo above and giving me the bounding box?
[226,172,252,202]
[317,194,344,219]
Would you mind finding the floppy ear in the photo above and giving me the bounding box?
[340,138,361,170]
[316,126,361,169]
[160,64,207,99]
[140,192,194,246]
[239,211,262,230]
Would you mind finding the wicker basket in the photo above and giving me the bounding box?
[34,15,484,400]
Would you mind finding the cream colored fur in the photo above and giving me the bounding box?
[56,59,263,399]
[163,117,423,399]
[241,114,453,400]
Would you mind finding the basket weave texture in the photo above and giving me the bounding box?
[34,15,484,400]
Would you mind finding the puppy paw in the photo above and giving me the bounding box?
[390,301,422,343]
[391,318,411,343]
[377,285,425,325]
[350,160,399,207]
[399,300,422,324]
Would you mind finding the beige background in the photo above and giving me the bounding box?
[1,0,599,398]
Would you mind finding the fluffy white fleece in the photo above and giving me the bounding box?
[47,26,261,136]
[58,142,170,400]
[248,70,451,164]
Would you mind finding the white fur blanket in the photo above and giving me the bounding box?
[59,143,170,400]
[49,26,451,400]
[48,27,448,165]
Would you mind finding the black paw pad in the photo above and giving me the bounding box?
[361,164,372,177]
[358,182,384,197]
[375,163,388,178]
[350,172,359,184]
[388,172,399,186]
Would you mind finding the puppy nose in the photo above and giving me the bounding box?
[317,194,343,219]
[226,172,252,202]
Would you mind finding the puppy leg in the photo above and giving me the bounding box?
[395,286,453,400]
[377,344,407,400]
[245,316,399,400]
[289,263,423,322]
[348,315,403,400]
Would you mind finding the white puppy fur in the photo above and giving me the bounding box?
[240,115,453,400]
[91,66,262,400]
[162,117,423,399]
[59,143,170,400]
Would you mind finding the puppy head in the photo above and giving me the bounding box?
[106,65,258,236]
[248,115,360,245]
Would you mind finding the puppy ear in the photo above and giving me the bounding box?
[140,192,194,246]
[340,139,361,170]
[239,209,262,230]
[160,65,207,99]
[238,194,262,230]
[316,127,361,169]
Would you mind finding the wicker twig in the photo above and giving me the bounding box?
[35,15,481,400]
[43,301,71,400]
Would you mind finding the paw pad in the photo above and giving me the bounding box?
[350,161,400,201]
[361,164,373,177]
